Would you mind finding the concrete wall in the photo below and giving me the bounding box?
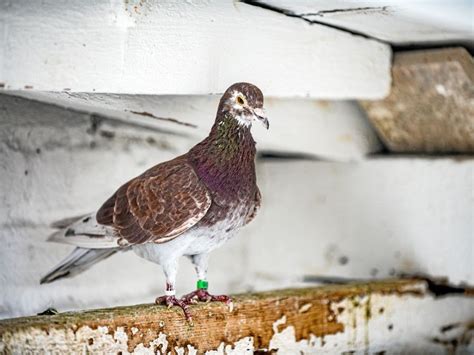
[0,93,471,319]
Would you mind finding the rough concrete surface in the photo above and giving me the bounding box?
[361,47,474,153]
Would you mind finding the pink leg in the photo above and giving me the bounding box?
[156,262,193,322]
[181,254,232,308]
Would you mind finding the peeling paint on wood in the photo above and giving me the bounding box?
[1,279,473,353]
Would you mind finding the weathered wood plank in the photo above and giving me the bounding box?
[360,47,474,153]
[254,0,474,45]
[4,91,383,160]
[0,1,390,98]
[1,279,473,354]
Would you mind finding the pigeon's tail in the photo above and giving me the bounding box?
[40,247,119,284]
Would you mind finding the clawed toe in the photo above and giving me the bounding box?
[154,289,233,323]
[181,289,232,305]
[155,295,193,322]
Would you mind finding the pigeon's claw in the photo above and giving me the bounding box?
[181,289,232,305]
[155,295,192,322]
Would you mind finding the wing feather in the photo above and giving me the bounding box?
[96,156,211,244]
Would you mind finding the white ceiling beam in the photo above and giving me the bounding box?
[4,91,383,161]
[257,0,474,45]
[0,1,390,98]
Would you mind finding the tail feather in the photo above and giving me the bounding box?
[47,212,120,249]
[40,247,120,284]
[50,214,88,229]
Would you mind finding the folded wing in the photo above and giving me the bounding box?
[96,156,212,244]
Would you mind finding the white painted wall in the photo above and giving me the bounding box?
[249,158,473,290]
[0,93,472,320]
[0,0,391,98]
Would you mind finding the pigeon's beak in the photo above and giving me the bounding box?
[253,107,269,129]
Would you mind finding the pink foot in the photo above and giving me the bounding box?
[155,295,193,321]
[181,289,232,305]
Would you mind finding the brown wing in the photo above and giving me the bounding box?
[96,156,211,244]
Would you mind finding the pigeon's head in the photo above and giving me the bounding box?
[219,82,269,129]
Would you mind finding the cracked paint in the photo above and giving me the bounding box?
[300,6,389,17]
[240,0,381,41]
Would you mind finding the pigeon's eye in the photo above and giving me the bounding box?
[236,96,245,105]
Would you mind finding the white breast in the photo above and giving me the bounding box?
[133,205,248,266]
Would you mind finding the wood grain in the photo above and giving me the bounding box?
[0,279,452,354]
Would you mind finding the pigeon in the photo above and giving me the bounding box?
[41,82,269,320]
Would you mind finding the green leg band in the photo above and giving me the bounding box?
[197,279,208,290]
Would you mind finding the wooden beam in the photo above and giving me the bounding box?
[3,91,383,161]
[1,279,473,353]
[360,47,474,153]
[0,1,390,98]
[253,1,474,45]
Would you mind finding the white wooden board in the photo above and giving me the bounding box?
[0,0,390,98]
[7,91,383,161]
[257,0,474,45]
